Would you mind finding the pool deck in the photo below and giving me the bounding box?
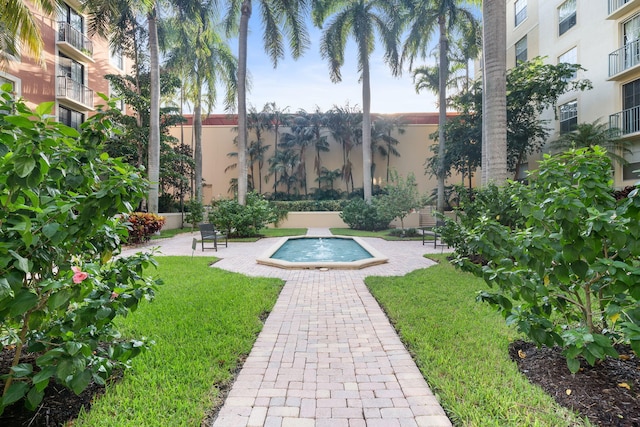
[121,228,452,427]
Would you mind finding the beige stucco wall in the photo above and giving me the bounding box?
[169,117,474,203]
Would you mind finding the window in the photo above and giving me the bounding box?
[110,47,124,70]
[515,36,527,64]
[559,100,578,133]
[0,76,15,94]
[515,0,527,27]
[59,3,83,33]
[622,79,640,134]
[109,82,125,112]
[58,53,84,84]
[58,106,84,130]
[623,145,640,180]
[559,0,576,36]
[558,47,578,80]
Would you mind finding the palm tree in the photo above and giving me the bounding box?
[268,147,301,196]
[262,102,289,195]
[550,120,631,167]
[281,114,315,196]
[371,116,404,183]
[1,0,58,66]
[165,1,237,202]
[481,0,507,185]
[325,104,362,194]
[400,0,480,213]
[301,107,331,192]
[312,0,402,203]
[83,0,162,212]
[224,0,310,205]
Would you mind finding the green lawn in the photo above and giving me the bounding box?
[74,257,283,427]
[366,255,590,427]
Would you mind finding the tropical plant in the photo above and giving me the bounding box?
[165,0,238,202]
[261,102,290,194]
[267,146,301,196]
[209,192,279,237]
[371,115,404,183]
[400,0,480,212]
[325,104,362,194]
[550,119,630,167]
[224,1,310,205]
[340,197,394,231]
[0,92,161,414]
[0,0,58,65]
[378,171,425,230]
[450,147,640,373]
[313,0,402,203]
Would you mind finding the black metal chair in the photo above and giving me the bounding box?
[198,223,228,251]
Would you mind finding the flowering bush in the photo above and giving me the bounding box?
[0,91,161,413]
[125,212,166,244]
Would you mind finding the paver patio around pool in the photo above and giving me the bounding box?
[121,228,452,427]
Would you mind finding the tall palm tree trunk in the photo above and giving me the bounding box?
[237,0,251,205]
[437,15,447,213]
[362,61,373,203]
[482,0,508,185]
[194,92,203,202]
[147,5,160,213]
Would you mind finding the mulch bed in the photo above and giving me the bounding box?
[509,340,640,427]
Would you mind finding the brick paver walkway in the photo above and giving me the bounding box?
[122,229,452,427]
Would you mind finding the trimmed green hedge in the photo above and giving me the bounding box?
[273,200,348,212]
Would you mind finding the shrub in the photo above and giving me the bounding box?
[209,193,280,237]
[0,93,161,413]
[451,147,640,373]
[272,199,348,212]
[340,197,394,231]
[184,198,204,230]
[377,171,427,230]
[388,227,420,237]
[125,212,166,244]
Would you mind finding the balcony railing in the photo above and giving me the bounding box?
[56,76,94,109]
[609,105,640,136]
[609,0,632,15]
[57,22,93,58]
[609,39,640,77]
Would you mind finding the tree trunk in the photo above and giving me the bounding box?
[362,59,373,203]
[482,0,508,185]
[194,89,203,202]
[437,15,448,213]
[237,0,251,205]
[147,5,160,213]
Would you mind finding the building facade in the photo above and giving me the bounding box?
[505,0,640,187]
[0,0,125,129]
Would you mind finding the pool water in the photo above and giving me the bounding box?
[270,237,373,263]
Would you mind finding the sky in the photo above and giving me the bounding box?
[211,19,441,115]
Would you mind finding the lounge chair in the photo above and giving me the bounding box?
[198,223,228,251]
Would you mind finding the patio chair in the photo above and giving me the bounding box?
[198,223,228,251]
[419,206,446,249]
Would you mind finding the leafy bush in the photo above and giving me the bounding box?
[0,93,161,413]
[273,199,348,212]
[184,198,204,230]
[340,197,394,231]
[125,212,166,244]
[388,227,420,237]
[451,147,640,373]
[378,171,427,230]
[209,193,280,237]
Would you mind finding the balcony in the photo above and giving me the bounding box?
[57,22,94,63]
[609,105,640,138]
[56,76,94,110]
[608,0,639,20]
[608,39,640,80]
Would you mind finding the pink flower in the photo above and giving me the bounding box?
[110,292,119,300]
[71,266,88,284]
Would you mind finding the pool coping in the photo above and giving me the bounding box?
[256,235,389,270]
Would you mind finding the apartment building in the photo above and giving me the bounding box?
[505,0,640,187]
[0,0,125,129]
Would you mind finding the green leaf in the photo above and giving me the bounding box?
[1,381,29,406]
[25,386,44,410]
[10,363,33,378]
[570,260,589,280]
[566,357,580,374]
[14,156,36,178]
[48,289,71,310]
[34,101,55,117]
[8,250,30,273]
[42,223,60,239]
[0,278,13,300]
[9,289,38,316]
[32,366,56,386]
[69,369,92,395]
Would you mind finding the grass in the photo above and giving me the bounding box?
[153,227,193,239]
[330,227,428,241]
[74,256,283,427]
[366,254,590,427]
